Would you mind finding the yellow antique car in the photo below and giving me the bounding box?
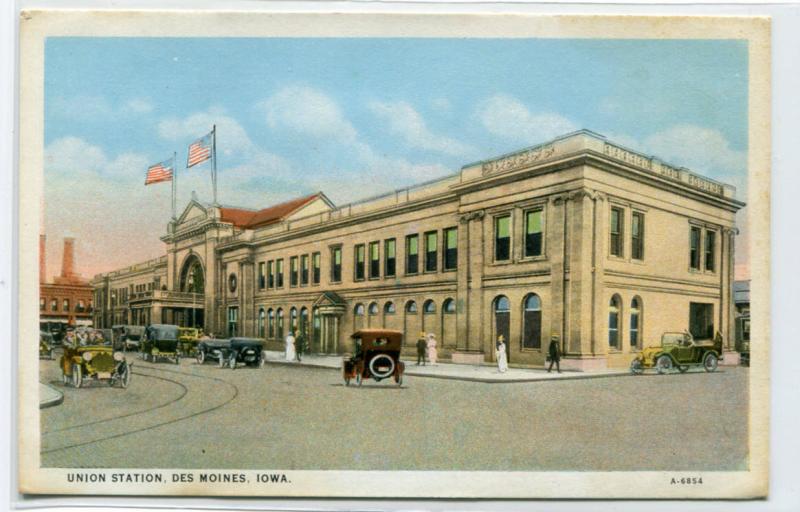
[59,328,131,388]
[178,327,201,356]
[631,331,722,375]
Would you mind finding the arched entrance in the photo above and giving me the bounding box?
[173,254,205,328]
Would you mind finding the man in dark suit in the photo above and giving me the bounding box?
[547,334,561,373]
[416,332,427,365]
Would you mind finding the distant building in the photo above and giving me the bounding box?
[40,235,93,327]
[91,131,744,369]
[734,280,750,316]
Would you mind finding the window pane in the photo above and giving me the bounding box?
[631,212,644,260]
[425,232,438,272]
[525,210,543,257]
[495,216,511,261]
[690,227,701,269]
[385,239,396,277]
[406,235,419,274]
[444,228,457,270]
[704,231,715,271]
[369,242,380,278]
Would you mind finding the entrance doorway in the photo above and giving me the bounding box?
[494,295,511,363]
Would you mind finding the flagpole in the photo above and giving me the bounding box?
[171,151,177,220]
[211,124,218,206]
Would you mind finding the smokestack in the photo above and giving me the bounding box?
[61,237,75,278]
[39,234,46,283]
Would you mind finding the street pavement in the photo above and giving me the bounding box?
[39,349,749,471]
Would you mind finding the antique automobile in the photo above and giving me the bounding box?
[113,325,145,351]
[630,331,723,375]
[224,337,267,369]
[59,328,131,388]
[40,321,66,345]
[195,337,232,367]
[342,329,405,386]
[736,314,751,367]
[39,331,54,359]
[140,324,180,364]
[178,327,201,357]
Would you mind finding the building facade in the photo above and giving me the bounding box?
[40,236,93,327]
[92,131,744,370]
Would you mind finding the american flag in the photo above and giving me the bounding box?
[187,132,213,168]
[144,157,174,185]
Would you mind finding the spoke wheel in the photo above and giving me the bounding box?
[630,359,644,375]
[229,355,237,370]
[72,363,83,388]
[656,355,673,375]
[119,365,131,388]
[703,353,719,372]
[196,350,205,364]
[356,373,362,387]
[218,354,225,368]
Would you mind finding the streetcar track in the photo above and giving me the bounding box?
[44,370,189,434]
[41,363,240,455]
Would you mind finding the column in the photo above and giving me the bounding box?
[467,211,486,353]
[240,257,255,336]
[455,212,473,351]
[566,189,597,356]
[548,195,567,353]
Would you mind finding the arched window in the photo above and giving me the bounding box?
[522,293,542,349]
[276,308,284,340]
[443,298,456,314]
[179,255,205,293]
[354,303,365,316]
[609,295,621,349]
[630,297,642,348]
[405,300,418,313]
[384,302,396,315]
[258,308,266,338]
[267,309,275,338]
[493,295,511,350]
[300,307,309,337]
[368,302,379,316]
[290,307,298,335]
[423,300,436,314]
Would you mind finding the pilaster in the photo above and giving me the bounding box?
[548,194,568,353]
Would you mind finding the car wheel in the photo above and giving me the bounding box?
[259,353,266,368]
[656,355,673,375]
[218,355,225,368]
[344,376,351,386]
[678,365,689,373]
[630,359,644,375]
[229,355,236,370]
[119,365,131,388]
[175,354,180,365]
[703,352,719,372]
[196,350,205,364]
[356,373,362,387]
[395,372,403,386]
[72,363,82,388]
[368,354,396,380]
[62,371,69,385]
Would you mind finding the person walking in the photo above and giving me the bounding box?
[416,332,427,365]
[285,331,296,362]
[547,334,561,373]
[426,333,438,365]
[495,335,508,373]
[295,332,306,362]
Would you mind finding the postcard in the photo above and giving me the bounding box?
[17,10,770,498]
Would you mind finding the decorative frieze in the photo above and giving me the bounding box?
[481,144,555,175]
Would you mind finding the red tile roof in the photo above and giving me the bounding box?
[219,193,321,229]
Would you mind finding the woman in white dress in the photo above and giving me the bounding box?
[496,335,508,373]
[426,333,438,365]
[285,331,296,361]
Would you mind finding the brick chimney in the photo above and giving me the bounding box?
[61,237,75,279]
[39,234,46,283]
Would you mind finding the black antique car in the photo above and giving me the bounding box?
[225,337,266,369]
[59,328,131,388]
[343,329,405,386]
[113,325,145,351]
[141,324,180,364]
[195,337,231,367]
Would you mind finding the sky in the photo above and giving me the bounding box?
[42,37,749,280]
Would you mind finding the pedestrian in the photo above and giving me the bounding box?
[495,335,508,373]
[426,332,438,365]
[547,334,561,373]
[295,332,306,362]
[416,331,427,365]
[285,331,296,362]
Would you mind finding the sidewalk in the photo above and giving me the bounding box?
[263,351,629,383]
[40,382,64,408]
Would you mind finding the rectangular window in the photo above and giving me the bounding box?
[443,227,457,270]
[424,231,438,272]
[524,209,543,257]
[384,239,396,277]
[631,212,645,260]
[704,230,716,272]
[63,299,70,312]
[354,244,366,280]
[227,306,239,337]
[40,298,45,311]
[369,241,380,279]
[290,256,298,286]
[406,234,419,274]
[312,252,321,284]
[51,299,58,311]
[276,259,284,288]
[689,302,714,340]
[331,247,342,283]
[301,254,309,285]
[258,262,266,290]
[610,207,623,257]
[267,260,274,288]
[495,215,511,261]
[690,226,701,270]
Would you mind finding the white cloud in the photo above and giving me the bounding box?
[158,107,255,157]
[368,100,474,157]
[122,98,154,115]
[50,95,154,121]
[476,94,578,144]
[258,86,358,143]
[643,124,746,176]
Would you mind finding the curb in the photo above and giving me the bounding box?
[264,359,631,383]
[39,383,64,409]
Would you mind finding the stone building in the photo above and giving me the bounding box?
[91,130,744,369]
[40,236,94,327]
